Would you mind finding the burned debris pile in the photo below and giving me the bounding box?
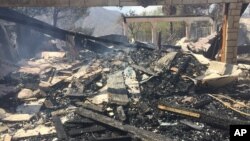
[1,41,250,141]
[0,9,249,140]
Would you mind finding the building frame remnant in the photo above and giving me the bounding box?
[0,0,249,64]
[123,15,216,44]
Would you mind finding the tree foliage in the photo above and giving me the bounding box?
[13,7,87,27]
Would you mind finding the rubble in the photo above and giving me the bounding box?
[76,108,170,141]
[0,126,8,133]
[0,108,7,119]
[1,42,249,140]
[176,32,217,53]
[17,89,34,100]
[107,71,129,105]
[13,125,56,139]
[16,98,45,115]
[197,61,242,87]
[0,9,249,141]
[3,114,33,122]
[158,103,250,129]
[52,116,68,140]
[3,134,11,141]
[40,51,66,59]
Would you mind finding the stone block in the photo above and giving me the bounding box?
[242,0,250,3]
[227,32,238,40]
[183,0,208,4]
[233,16,241,21]
[226,58,233,64]
[224,0,238,3]
[227,40,237,46]
[226,47,234,53]
[229,3,237,9]
[230,9,241,16]
[208,0,223,3]
[227,28,238,32]
[227,16,234,28]
[233,58,237,63]
[233,48,238,57]
[236,3,242,9]
[234,22,240,28]
[108,0,119,6]
[172,0,183,4]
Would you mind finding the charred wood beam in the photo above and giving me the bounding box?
[134,41,156,50]
[157,31,162,50]
[171,56,191,83]
[48,67,57,83]
[158,103,250,129]
[52,116,68,140]
[93,136,133,141]
[76,108,172,141]
[68,125,106,137]
[64,118,95,127]
[0,8,127,46]
[64,93,86,99]
[51,108,76,116]
[81,103,104,113]
[131,64,157,76]
[193,98,213,109]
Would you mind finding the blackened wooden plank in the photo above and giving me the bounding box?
[76,108,172,141]
[94,136,133,141]
[68,125,106,137]
[52,116,68,140]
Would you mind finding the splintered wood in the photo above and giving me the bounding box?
[154,52,177,73]
[124,67,140,102]
[13,125,56,139]
[107,71,129,105]
[65,60,102,82]
[41,52,66,59]
[158,104,201,118]
[3,114,33,122]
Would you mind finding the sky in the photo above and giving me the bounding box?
[103,6,161,15]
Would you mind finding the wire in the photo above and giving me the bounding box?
[208,94,250,117]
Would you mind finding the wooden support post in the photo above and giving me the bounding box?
[123,22,128,36]
[185,21,192,40]
[151,22,157,45]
